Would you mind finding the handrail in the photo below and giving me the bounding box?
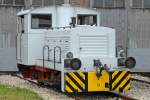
[16,33,19,60]
[43,45,50,68]
[16,33,23,61]
[54,46,62,70]
[42,45,50,78]
[20,33,23,62]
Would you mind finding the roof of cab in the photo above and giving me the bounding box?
[17,4,99,16]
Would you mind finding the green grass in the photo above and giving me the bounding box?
[0,84,41,100]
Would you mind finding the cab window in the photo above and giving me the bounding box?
[31,14,52,29]
[77,15,97,25]
[18,15,24,33]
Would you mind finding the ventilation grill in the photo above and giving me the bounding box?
[80,35,109,57]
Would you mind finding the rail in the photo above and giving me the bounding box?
[11,73,139,100]
[131,78,150,84]
[74,91,138,100]
[109,91,138,100]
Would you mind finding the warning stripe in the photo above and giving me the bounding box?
[112,70,119,79]
[112,71,122,83]
[121,78,131,91]
[69,72,85,89]
[65,81,74,92]
[65,75,82,92]
[112,71,127,89]
[78,72,85,80]
[111,71,131,92]
[116,73,131,91]
[65,72,86,93]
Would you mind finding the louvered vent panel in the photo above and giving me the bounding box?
[80,35,109,57]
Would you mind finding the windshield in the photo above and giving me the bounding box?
[77,15,97,25]
[31,14,52,29]
[17,15,24,33]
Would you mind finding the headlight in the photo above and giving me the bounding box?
[125,57,136,69]
[64,59,71,68]
[116,46,126,57]
[119,50,126,57]
[70,58,81,70]
[66,52,73,59]
[118,58,126,66]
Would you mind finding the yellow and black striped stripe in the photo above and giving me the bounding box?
[65,72,87,93]
[111,70,131,92]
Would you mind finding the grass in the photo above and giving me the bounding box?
[0,84,41,100]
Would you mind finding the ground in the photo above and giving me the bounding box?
[0,74,149,100]
[0,84,41,100]
[0,75,73,100]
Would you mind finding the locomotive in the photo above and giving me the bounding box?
[16,4,136,93]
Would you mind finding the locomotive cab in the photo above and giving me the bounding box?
[17,5,136,93]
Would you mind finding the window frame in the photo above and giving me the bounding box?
[132,0,150,9]
[15,0,24,6]
[0,0,24,6]
[93,0,125,9]
[131,0,143,8]
[32,0,43,7]
[31,14,52,29]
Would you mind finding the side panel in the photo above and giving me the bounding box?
[129,48,150,72]
[21,34,28,64]
[0,48,17,71]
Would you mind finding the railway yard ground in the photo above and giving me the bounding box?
[0,73,149,100]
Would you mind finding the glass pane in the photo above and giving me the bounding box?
[105,0,114,8]
[32,0,42,6]
[77,15,97,25]
[116,0,125,7]
[144,0,150,8]
[4,0,13,4]
[69,0,79,5]
[44,0,53,6]
[0,0,2,4]
[15,0,24,5]
[55,0,64,5]
[18,16,24,33]
[93,0,103,7]
[132,0,142,8]
[31,14,52,29]
[82,0,90,6]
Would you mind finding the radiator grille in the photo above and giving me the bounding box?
[80,35,109,57]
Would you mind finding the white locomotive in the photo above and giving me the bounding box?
[17,4,136,93]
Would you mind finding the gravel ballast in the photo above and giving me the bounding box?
[126,75,150,100]
[0,75,73,100]
[0,74,149,100]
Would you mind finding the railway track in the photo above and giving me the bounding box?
[14,74,61,92]
[14,74,138,100]
[109,91,137,100]
[73,91,138,100]
[131,78,150,85]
